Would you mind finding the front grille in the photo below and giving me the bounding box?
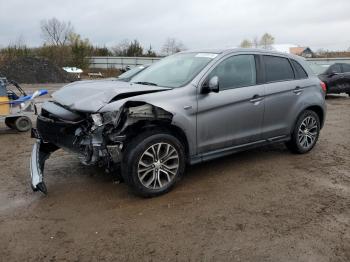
[37,115,80,151]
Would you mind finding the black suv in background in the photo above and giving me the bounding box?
[310,63,350,96]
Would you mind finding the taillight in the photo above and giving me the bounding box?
[320,81,327,92]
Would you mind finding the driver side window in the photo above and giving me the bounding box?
[208,55,256,90]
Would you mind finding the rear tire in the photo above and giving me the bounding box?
[14,116,32,132]
[286,110,320,154]
[121,130,186,197]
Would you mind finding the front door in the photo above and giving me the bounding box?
[341,63,350,93]
[327,63,343,92]
[196,54,264,154]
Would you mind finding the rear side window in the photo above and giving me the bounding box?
[342,63,350,73]
[291,60,308,79]
[209,55,256,90]
[328,64,341,74]
[263,55,294,82]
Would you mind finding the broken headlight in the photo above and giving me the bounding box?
[91,111,119,128]
[101,111,119,125]
[91,113,103,127]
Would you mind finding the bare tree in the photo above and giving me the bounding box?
[161,38,185,56]
[40,18,74,46]
[112,39,131,56]
[146,44,157,57]
[259,33,275,50]
[240,39,253,48]
[253,36,259,48]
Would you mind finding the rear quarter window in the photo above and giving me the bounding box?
[263,55,295,82]
[327,64,342,74]
[291,60,308,79]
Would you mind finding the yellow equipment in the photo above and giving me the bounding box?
[0,78,10,115]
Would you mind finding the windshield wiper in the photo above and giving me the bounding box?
[133,81,158,86]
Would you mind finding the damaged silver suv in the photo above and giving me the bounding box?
[30,49,326,197]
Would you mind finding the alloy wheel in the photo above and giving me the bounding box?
[298,116,318,149]
[137,142,179,189]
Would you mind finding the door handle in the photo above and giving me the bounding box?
[250,95,263,103]
[293,86,303,94]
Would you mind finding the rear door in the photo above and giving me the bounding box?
[261,55,304,139]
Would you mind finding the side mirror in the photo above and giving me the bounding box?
[202,76,219,94]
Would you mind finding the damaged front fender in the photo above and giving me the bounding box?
[104,102,174,141]
[30,139,58,194]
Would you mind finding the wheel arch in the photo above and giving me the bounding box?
[122,120,190,162]
[292,105,325,133]
[304,105,325,129]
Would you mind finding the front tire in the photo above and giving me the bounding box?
[121,131,186,197]
[286,110,320,154]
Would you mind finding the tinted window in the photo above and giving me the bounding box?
[342,63,350,73]
[291,60,308,79]
[328,64,342,74]
[209,55,256,90]
[263,56,294,82]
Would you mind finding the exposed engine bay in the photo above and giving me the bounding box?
[31,100,173,194]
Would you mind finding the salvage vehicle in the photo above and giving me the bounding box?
[30,49,326,197]
[310,63,350,96]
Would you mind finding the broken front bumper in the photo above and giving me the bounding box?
[30,129,58,194]
[30,140,47,194]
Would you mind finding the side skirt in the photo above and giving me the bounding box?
[190,135,290,165]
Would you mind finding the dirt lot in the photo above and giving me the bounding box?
[0,84,349,261]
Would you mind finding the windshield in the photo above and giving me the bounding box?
[309,63,330,75]
[131,52,218,88]
[118,65,147,80]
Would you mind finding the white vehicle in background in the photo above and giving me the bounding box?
[62,67,83,79]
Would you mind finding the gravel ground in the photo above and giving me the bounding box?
[0,84,349,261]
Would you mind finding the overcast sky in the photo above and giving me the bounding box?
[1,0,350,52]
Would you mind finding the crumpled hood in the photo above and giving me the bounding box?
[52,80,170,112]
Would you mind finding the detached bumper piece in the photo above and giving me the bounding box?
[30,129,58,194]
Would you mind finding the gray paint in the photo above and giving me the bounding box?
[48,48,326,159]
[52,79,171,112]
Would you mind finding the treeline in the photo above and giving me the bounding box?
[239,33,350,58]
[239,33,275,49]
[0,18,186,69]
[313,49,350,58]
